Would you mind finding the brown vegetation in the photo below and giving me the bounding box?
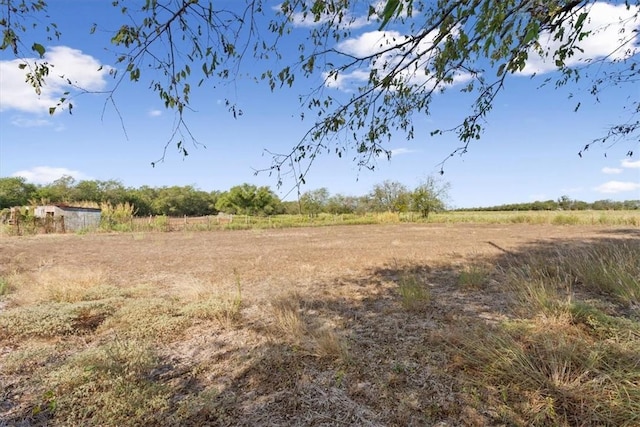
[0,224,638,426]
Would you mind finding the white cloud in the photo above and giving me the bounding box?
[10,116,53,128]
[594,180,640,194]
[622,159,640,168]
[148,109,162,117]
[0,46,112,114]
[519,2,640,75]
[327,28,472,91]
[280,3,373,29]
[601,167,623,174]
[390,147,415,156]
[12,166,90,185]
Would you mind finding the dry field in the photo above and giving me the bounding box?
[1,223,639,426]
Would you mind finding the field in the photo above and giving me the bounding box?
[1,223,639,426]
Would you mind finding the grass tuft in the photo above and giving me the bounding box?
[458,263,491,290]
[0,276,9,296]
[397,273,430,311]
[270,293,308,342]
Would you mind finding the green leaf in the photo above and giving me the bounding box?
[32,43,46,58]
[575,12,588,29]
[378,0,400,31]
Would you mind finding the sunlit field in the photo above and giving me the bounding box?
[1,222,638,426]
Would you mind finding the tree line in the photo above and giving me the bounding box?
[1,176,637,218]
[0,176,451,218]
[458,196,640,212]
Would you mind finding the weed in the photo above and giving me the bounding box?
[311,328,349,362]
[458,263,491,290]
[181,295,241,327]
[271,293,307,342]
[99,298,189,341]
[8,266,111,305]
[397,273,430,311]
[0,276,9,296]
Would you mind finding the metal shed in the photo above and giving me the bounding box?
[34,205,102,232]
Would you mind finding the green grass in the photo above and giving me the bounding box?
[397,272,431,311]
[0,276,9,296]
[457,263,491,290]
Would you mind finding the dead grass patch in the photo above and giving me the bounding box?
[6,265,122,306]
[1,224,637,426]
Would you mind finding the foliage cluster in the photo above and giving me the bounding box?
[0,175,450,218]
[1,0,637,178]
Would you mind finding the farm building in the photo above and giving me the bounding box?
[33,205,102,232]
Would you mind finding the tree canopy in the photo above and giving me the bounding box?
[2,0,638,181]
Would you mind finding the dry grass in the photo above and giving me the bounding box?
[0,224,638,426]
[447,239,640,426]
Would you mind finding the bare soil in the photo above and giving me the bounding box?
[0,223,637,426]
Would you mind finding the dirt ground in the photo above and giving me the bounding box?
[2,223,632,288]
[1,223,638,426]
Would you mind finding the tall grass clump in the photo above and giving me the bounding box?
[0,276,10,296]
[448,238,640,426]
[457,263,492,290]
[563,241,639,306]
[507,240,639,308]
[397,272,430,311]
[268,292,349,361]
[100,202,136,231]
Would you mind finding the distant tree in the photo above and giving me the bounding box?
[326,194,358,214]
[370,180,410,213]
[281,200,301,215]
[592,199,616,210]
[572,200,590,210]
[0,177,38,208]
[152,185,214,216]
[531,200,558,211]
[300,188,330,217]
[557,195,575,210]
[97,180,129,205]
[411,176,450,218]
[127,186,158,216]
[36,175,76,203]
[72,180,101,203]
[216,184,282,216]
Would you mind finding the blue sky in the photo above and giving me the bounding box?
[1,0,639,208]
